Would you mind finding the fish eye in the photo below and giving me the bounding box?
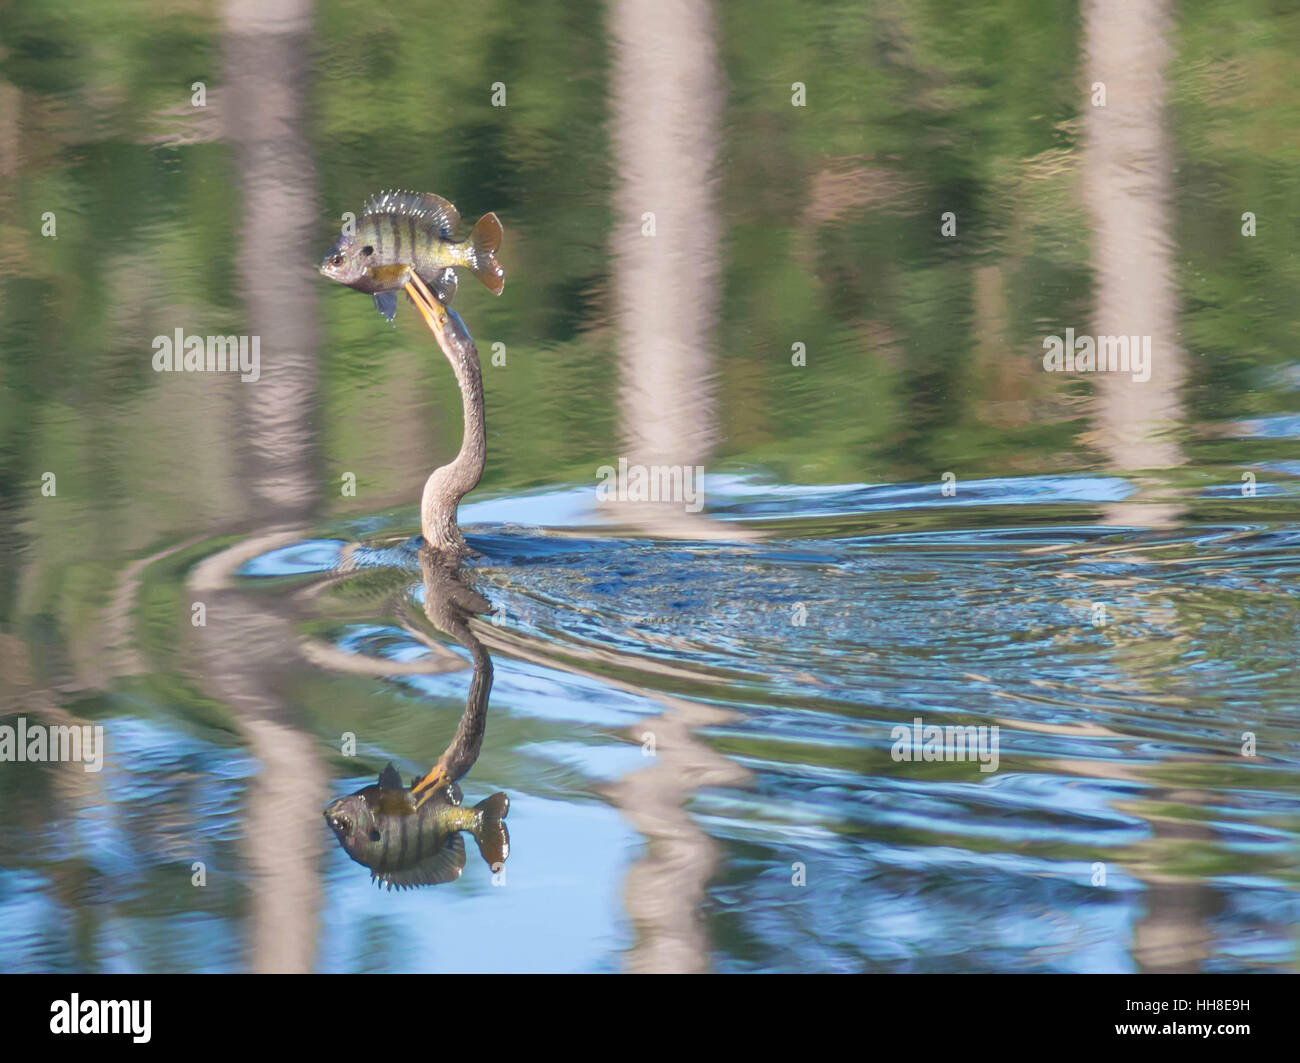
[330,253,344,266]
[361,245,374,257]
[368,829,381,842]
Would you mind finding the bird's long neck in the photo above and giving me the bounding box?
[421,309,485,554]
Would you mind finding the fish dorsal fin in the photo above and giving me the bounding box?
[378,762,404,789]
[375,834,466,890]
[362,190,460,239]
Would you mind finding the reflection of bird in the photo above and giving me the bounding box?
[322,544,505,886]
[405,272,486,557]
[406,543,493,807]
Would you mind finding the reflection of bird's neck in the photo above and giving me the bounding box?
[438,631,493,781]
[418,545,494,782]
[421,311,485,555]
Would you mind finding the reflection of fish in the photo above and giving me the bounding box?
[319,190,504,322]
[324,763,509,889]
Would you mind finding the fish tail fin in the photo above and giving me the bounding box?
[462,213,505,295]
[471,791,510,869]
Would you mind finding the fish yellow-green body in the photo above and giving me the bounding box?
[319,190,505,322]
[324,763,509,889]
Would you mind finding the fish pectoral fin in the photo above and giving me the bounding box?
[366,263,412,288]
[375,833,466,890]
[372,291,399,322]
[375,789,417,816]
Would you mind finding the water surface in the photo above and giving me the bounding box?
[1,0,1298,973]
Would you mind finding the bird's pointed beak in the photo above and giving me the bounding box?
[411,763,451,809]
[404,271,449,338]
